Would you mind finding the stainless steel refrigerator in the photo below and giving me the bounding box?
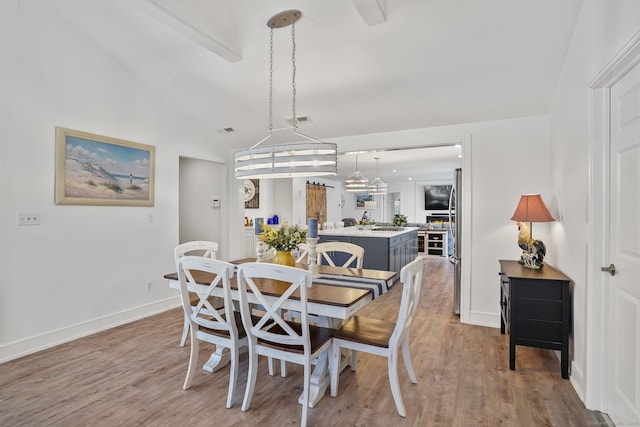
[449,168,462,315]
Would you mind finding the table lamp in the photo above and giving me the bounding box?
[510,194,555,268]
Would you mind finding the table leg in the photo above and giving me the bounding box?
[202,345,230,373]
[297,316,349,408]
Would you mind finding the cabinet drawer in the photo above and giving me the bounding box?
[517,299,563,321]
[429,234,443,241]
[518,280,563,300]
[516,319,562,343]
[428,242,443,248]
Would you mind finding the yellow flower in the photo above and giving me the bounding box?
[259,222,307,252]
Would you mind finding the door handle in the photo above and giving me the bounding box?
[601,264,616,276]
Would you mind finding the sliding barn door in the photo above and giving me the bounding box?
[306,183,327,225]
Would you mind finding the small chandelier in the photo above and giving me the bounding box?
[344,153,369,192]
[234,10,337,179]
[368,157,387,195]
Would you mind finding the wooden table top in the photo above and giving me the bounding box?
[164,270,370,308]
[230,258,397,282]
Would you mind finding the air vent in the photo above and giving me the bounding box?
[286,115,312,125]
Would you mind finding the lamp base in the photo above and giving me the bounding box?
[519,258,543,269]
[519,248,545,269]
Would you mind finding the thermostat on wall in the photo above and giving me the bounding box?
[211,198,221,208]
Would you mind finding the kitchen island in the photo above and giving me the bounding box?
[318,226,419,279]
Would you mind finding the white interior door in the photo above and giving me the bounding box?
[608,59,640,424]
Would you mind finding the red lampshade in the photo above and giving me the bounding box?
[511,194,555,223]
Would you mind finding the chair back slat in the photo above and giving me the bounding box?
[237,262,312,349]
[316,242,364,268]
[175,241,219,283]
[390,258,423,346]
[177,256,237,335]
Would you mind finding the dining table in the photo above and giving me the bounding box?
[164,258,397,407]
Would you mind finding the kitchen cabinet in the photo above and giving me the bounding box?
[319,228,418,278]
[244,227,256,259]
[425,230,448,257]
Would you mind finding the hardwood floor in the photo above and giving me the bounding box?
[0,258,609,426]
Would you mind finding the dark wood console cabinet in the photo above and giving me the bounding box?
[499,260,572,379]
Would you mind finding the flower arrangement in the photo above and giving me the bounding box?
[356,219,376,226]
[259,222,307,252]
[393,214,408,226]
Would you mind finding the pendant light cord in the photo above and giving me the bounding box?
[291,20,297,130]
[268,27,274,132]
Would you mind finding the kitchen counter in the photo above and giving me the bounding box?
[318,227,419,278]
[319,226,419,238]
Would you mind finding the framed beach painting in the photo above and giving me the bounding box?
[355,194,376,209]
[55,127,155,206]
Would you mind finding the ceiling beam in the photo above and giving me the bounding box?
[138,0,242,63]
[352,0,386,26]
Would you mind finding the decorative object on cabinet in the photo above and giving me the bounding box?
[55,127,155,206]
[499,260,571,379]
[510,194,555,268]
[234,10,337,180]
[244,179,259,208]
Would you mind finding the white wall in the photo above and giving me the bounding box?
[548,0,640,407]
[178,157,226,257]
[0,1,555,368]
[0,1,225,361]
[327,116,553,326]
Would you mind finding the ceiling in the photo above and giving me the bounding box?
[45,0,583,182]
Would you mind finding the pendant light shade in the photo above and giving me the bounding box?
[368,157,387,195]
[345,153,369,192]
[235,143,338,179]
[234,10,337,180]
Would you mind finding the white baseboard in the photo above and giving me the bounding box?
[0,296,181,364]
[466,310,501,328]
[569,361,585,402]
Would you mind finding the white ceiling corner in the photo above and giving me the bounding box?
[137,0,242,62]
[352,0,386,26]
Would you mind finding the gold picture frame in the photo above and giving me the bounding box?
[55,127,155,206]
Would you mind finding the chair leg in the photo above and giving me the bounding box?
[179,313,189,347]
[183,330,198,390]
[280,359,287,377]
[401,338,417,384]
[350,349,358,371]
[242,342,259,411]
[301,359,310,427]
[267,357,275,376]
[330,340,341,397]
[388,348,407,417]
[226,345,238,408]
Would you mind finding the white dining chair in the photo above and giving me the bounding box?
[294,243,309,264]
[174,241,223,347]
[316,241,364,268]
[330,258,423,417]
[236,262,334,427]
[176,256,246,408]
